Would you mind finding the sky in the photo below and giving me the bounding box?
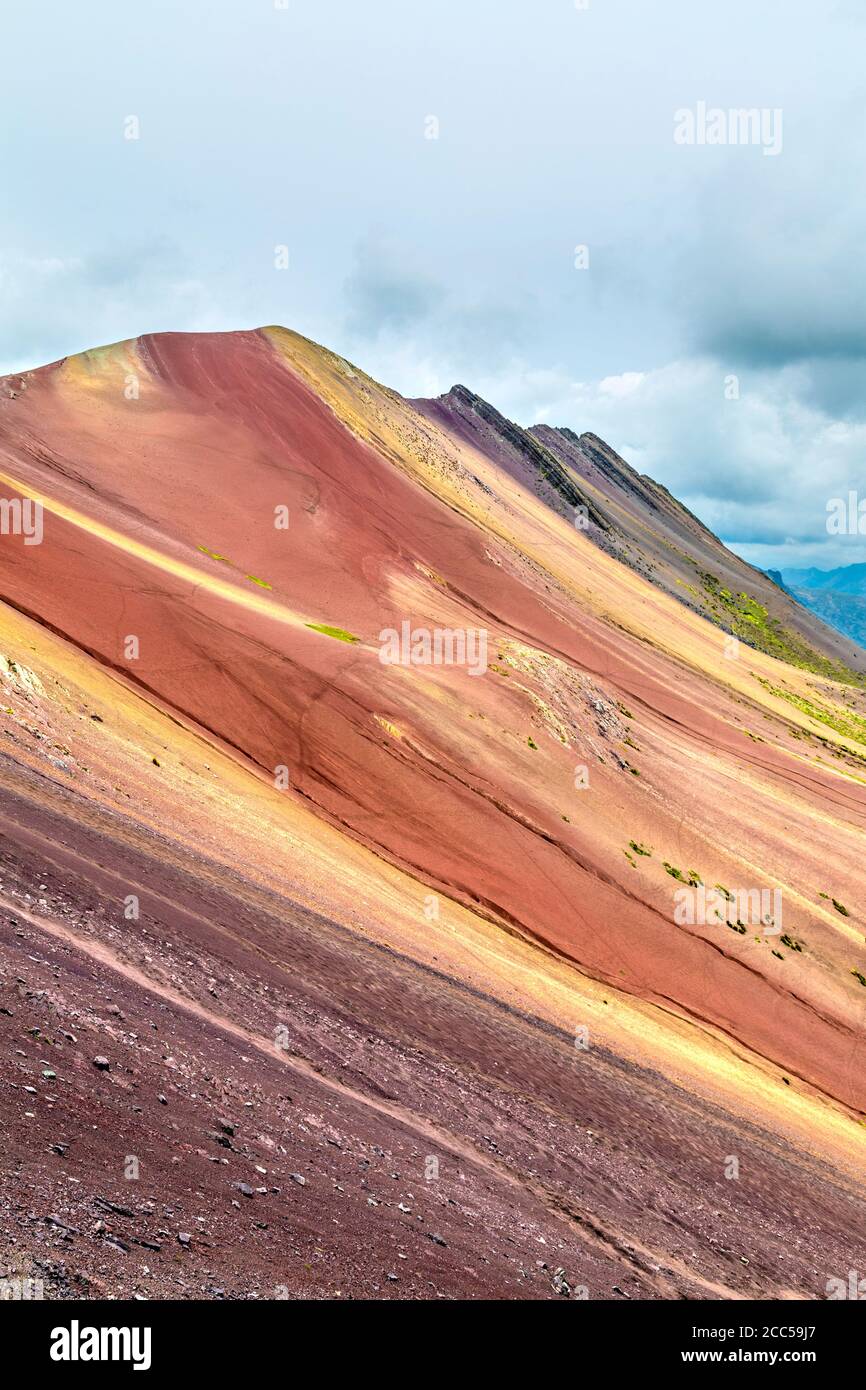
[1,0,864,571]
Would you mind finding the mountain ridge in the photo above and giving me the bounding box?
[783,562,866,596]
[1,325,866,1297]
[413,379,866,682]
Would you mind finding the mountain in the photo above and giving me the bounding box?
[783,563,866,595]
[778,566,866,650]
[796,588,866,647]
[415,386,866,680]
[765,568,793,593]
[1,328,865,1300]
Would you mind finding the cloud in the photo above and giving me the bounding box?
[2,0,864,579]
[655,123,866,382]
[341,237,532,380]
[0,242,218,369]
[344,239,438,339]
[448,354,866,572]
[598,372,645,399]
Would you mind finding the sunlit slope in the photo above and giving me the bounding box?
[0,328,864,1115]
[2,594,865,1184]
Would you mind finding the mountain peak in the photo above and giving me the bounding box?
[2,324,866,1302]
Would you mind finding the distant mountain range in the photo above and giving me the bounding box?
[779,565,866,650]
[782,563,866,596]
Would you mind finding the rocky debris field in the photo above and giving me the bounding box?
[1,783,864,1300]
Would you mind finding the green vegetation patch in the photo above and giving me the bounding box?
[305,623,360,644]
[700,573,865,686]
[755,677,866,748]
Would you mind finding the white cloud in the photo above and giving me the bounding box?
[598,372,646,398]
